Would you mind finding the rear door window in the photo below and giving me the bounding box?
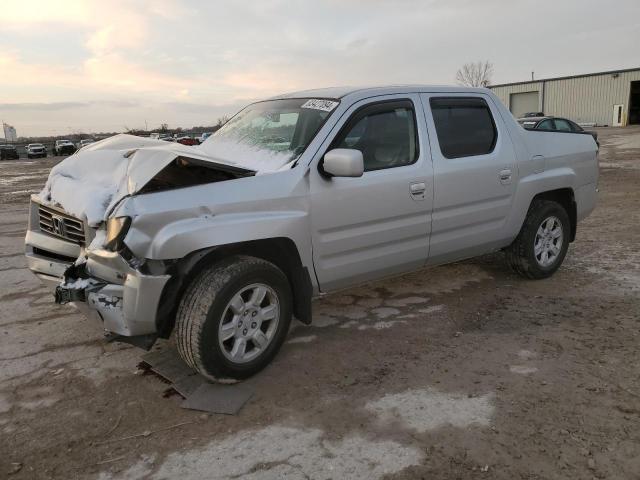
[429,97,497,159]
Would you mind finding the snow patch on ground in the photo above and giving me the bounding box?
[366,388,494,433]
[287,335,318,344]
[358,320,407,330]
[100,425,423,480]
[517,349,537,360]
[419,305,446,314]
[386,296,429,307]
[510,365,538,375]
[371,307,400,319]
[312,315,339,328]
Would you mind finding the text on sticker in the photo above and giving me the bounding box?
[301,99,339,112]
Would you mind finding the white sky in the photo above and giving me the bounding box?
[0,0,638,137]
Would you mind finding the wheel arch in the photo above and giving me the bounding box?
[154,237,313,338]
[530,187,577,241]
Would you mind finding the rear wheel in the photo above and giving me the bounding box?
[505,199,570,279]
[175,255,292,381]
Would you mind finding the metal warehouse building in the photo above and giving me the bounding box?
[490,67,640,127]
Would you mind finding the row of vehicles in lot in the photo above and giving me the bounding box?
[0,139,96,159]
[149,132,212,145]
[3,117,594,161]
[2,133,211,160]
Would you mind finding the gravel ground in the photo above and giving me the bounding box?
[1,128,639,479]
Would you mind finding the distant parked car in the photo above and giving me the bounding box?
[199,132,213,142]
[150,133,171,140]
[161,136,176,142]
[53,139,77,156]
[0,145,19,160]
[522,112,545,118]
[26,143,47,159]
[176,135,200,146]
[77,139,95,149]
[517,116,599,147]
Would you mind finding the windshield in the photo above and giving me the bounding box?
[199,98,339,173]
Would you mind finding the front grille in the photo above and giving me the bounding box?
[38,205,86,245]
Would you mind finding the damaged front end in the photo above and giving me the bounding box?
[52,234,171,349]
[26,134,256,349]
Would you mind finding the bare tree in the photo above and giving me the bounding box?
[216,115,230,128]
[456,61,494,87]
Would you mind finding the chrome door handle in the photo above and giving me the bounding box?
[410,182,426,200]
[410,182,426,194]
[499,169,512,184]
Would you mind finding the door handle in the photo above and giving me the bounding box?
[410,182,426,200]
[499,169,512,185]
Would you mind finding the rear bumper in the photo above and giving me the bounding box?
[25,198,169,337]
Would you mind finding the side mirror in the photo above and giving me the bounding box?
[322,148,364,177]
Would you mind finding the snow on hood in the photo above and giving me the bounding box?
[197,137,295,173]
[37,134,258,227]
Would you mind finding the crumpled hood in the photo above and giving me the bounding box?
[37,134,254,227]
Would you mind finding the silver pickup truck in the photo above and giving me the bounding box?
[25,86,598,380]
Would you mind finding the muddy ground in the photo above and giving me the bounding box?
[1,128,639,480]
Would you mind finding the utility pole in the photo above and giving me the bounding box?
[531,71,535,81]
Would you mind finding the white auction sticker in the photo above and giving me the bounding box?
[301,99,339,112]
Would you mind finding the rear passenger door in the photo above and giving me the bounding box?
[420,94,518,264]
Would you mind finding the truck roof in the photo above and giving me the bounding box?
[270,85,492,101]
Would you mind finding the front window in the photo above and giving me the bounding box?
[200,98,339,172]
[331,100,419,172]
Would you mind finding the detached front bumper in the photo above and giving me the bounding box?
[25,199,170,338]
[80,249,170,336]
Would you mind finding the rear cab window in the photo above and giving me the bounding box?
[429,97,497,159]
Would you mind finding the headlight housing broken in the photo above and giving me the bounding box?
[104,216,131,251]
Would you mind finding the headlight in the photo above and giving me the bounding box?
[104,216,131,251]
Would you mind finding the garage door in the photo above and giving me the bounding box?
[509,91,539,118]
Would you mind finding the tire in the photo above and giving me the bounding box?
[505,199,571,279]
[175,255,292,381]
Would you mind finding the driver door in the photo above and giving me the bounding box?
[309,95,434,292]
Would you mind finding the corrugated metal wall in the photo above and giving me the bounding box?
[490,69,640,126]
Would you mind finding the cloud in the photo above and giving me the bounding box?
[1,0,639,136]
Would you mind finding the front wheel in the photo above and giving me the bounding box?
[505,199,571,279]
[175,255,292,381]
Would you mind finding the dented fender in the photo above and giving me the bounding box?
[141,210,310,261]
